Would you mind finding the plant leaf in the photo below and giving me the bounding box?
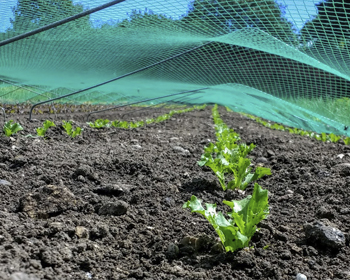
[224,183,269,245]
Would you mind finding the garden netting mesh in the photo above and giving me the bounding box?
[0,0,349,135]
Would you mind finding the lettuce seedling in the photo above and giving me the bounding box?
[111,120,120,127]
[198,150,228,190]
[124,121,144,129]
[156,115,170,122]
[223,183,269,247]
[62,121,82,138]
[129,122,138,129]
[236,143,255,158]
[36,120,55,137]
[271,123,285,130]
[3,120,23,137]
[228,157,271,190]
[321,132,328,142]
[329,133,341,143]
[314,134,321,141]
[183,183,269,252]
[87,119,110,128]
[200,141,268,190]
[116,121,129,128]
[228,157,251,190]
[299,130,310,136]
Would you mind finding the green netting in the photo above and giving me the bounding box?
[0,0,349,135]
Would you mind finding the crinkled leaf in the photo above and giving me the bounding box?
[36,127,46,137]
[229,157,251,190]
[217,152,229,166]
[37,120,55,137]
[3,120,23,136]
[62,121,82,138]
[238,143,255,158]
[241,173,255,190]
[88,119,110,128]
[251,167,272,181]
[43,120,55,130]
[183,195,246,252]
[224,183,269,243]
[240,167,271,190]
[197,152,212,167]
[71,127,82,138]
[62,121,72,134]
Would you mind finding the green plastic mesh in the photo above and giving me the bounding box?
[0,0,349,135]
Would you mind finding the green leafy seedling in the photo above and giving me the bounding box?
[183,183,269,253]
[198,150,228,190]
[155,114,170,122]
[37,120,55,137]
[3,120,23,137]
[111,120,121,127]
[129,121,144,128]
[344,137,350,145]
[299,130,310,136]
[321,132,328,142]
[228,157,271,190]
[329,133,341,143]
[87,119,110,128]
[129,122,138,129]
[314,134,321,141]
[62,121,82,138]
[119,121,129,129]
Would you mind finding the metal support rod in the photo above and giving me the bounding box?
[29,42,211,120]
[86,87,209,121]
[0,0,127,47]
[1,107,5,122]
[120,91,201,118]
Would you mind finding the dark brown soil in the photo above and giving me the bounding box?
[0,105,349,280]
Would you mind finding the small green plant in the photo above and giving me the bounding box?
[183,183,269,253]
[228,157,271,190]
[111,120,129,129]
[344,137,350,145]
[240,112,349,145]
[108,105,205,130]
[36,120,55,137]
[198,148,271,191]
[199,105,270,191]
[299,130,310,136]
[146,118,154,124]
[111,120,120,127]
[129,121,144,128]
[62,121,82,138]
[155,114,170,122]
[87,119,110,128]
[271,123,285,130]
[329,133,341,143]
[3,120,23,137]
[321,132,328,142]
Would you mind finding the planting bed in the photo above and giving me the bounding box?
[0,105,349,279]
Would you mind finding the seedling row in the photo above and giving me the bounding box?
[1,104,206,138]
[238,110,350,145]
[183,104,270,253]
